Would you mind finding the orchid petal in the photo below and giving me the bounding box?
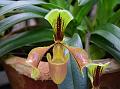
[26,45,53,67]
[65,45,89,70]
[5,56,40,80]
[5,56,53,80]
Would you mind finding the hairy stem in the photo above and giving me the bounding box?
[85,31,91,55]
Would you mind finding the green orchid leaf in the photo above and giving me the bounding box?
[0,1,15,6]
[49,0,68,8]
[0,1,61,14]
[78,0,91,6]
[109,9,120,26]
[0,1,46,6]
[37,3,63,10]
[64,33,83,48]
[96,0,120,24]
[73,0,94,24]
[45,9,73,32]
[0,1,46,16]
[89,44,106,60]
[91,24,120,62]
[18,5,49,15]
[0,28,53,57]
[0,13,42,33]
[93,30,120,51]
[91,34,120,63]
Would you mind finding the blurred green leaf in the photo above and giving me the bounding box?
[0,1,46,16]
[65,20,77,37]
[0,1,61,14]
[109,9,120,26]
[96,0,120,25]
[0,28,53,57]
[91,35,120,63]
[67,0,72,5]
[58,33,88,89]
[49,0,67,8]
[40,3,62,9]
[74,1,94,24]
[0,13,42,33]
[94,24,120,51]
[64,33,83,48]
[0,1,45,6]
[91,24,120,62]
[78,0,91,6]
[89,44,106,60]
[95,23,120,39]
[18,5,49,15]
[93,30,120,51]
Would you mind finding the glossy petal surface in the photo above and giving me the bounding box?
[47,43,68,84]
[65,45,89,70]
[26,45,53,67]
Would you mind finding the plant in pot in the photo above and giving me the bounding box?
[0,0,120,89]
[0,0,90,89]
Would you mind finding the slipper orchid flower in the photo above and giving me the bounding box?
[86,62,110,89]
[25,9,89,84]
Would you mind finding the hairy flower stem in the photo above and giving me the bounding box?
[85,31,91,55]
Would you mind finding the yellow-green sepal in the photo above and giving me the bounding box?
[86,62,110,82]
[45,9,73,32]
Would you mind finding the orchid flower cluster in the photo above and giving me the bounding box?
[25,9,110,88]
